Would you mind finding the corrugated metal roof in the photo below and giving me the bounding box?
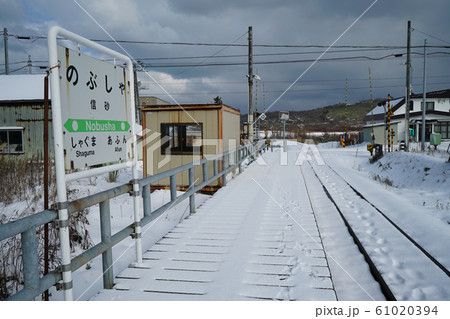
[0,74,49,101]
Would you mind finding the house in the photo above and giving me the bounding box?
[142,103,241,191]
[362,97,404,146]
[363,89,450,145]
[0,74,53,160]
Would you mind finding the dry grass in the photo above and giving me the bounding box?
[0,157,92,300]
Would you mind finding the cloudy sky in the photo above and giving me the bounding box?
[1,0,450,113]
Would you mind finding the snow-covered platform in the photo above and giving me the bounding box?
[91,146,337,301]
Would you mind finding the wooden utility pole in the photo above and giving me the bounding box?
[133,64,141,125]
[248,26,254,142]
[387,94,391,152]
[3,28,9,74]
[404,21,412,151]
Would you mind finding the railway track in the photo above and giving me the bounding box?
[300,151,450,301]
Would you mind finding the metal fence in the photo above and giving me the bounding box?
[0,141,265,301]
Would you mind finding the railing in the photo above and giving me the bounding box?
[0,141,266,301]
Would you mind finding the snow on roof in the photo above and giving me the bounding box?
[370,105,385,116]
[135,123,142,137]
[0,74,49,101]
[365,97,404,117]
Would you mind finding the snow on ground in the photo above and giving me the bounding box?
[319,142,450,230]
[92,145,339,301]
[2,139,449,301]
[48,163,211,301]
[315,141,450,300]
[91,140,450,301]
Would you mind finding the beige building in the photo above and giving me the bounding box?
[142,103,241,191]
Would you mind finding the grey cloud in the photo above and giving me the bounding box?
[1,0,449,113]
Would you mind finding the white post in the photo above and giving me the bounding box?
[127,60,143,265]
[48,26,73,301]
[48,26,143,298]
[421,39,427,152]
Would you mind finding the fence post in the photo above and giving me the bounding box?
[142,184,151,218]
[202,162,207,183]
[100,199,114,289]
[170,175,177,202]
[222,154,227,186]
[188,168,195,214]
[21,228,40,294]
[239,148,243,174]
[213,159,218,177]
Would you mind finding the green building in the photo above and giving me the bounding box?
[0,74,53,160]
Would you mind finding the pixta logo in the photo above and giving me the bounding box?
[295,141,325,166]
[255,139,325,166]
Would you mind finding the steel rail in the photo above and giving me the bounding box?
[306,160,397,301]
[324,162,450,278]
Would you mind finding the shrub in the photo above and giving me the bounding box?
[0,157,92,300]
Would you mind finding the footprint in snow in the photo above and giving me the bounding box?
[391,258,403,269]
[366,229,377,236]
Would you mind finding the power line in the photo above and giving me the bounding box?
[141,74,450,86]
[133,47,408,61]
[160,31,248,79]
[0,65,27,75]
[412,28,450,46]
[6,33,450,49]
[3,51,449,69]
[141,81,450,96]
[138,52,450,68]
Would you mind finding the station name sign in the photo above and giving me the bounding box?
[58,45,132,170]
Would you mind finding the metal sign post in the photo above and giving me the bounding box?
[48,26,141,301]
[280,111,289,152]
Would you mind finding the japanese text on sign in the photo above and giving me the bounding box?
[58,45,132,170]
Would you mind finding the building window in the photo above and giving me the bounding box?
[435,121,449,139]
[0,128,24,154]
[161,123,203,155]
[421,101,435,111]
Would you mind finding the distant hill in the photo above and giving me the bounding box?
[241,99,382,134]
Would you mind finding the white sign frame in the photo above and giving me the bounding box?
[48,26,141,301]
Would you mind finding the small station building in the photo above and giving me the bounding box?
[142,103,241,191]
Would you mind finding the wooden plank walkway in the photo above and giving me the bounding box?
[91,151,337,301]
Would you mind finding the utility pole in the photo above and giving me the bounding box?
[404,21,412,151]
[3,28,9,74]
[421,39,427,151]
[343,78,348,148]
[133,64,141,125]
[254,72,259,141]
[387,94,391,152]
[248,26,254,143]
[263,82,267,139]
[27,55,32,74]
[369,68,375,145]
